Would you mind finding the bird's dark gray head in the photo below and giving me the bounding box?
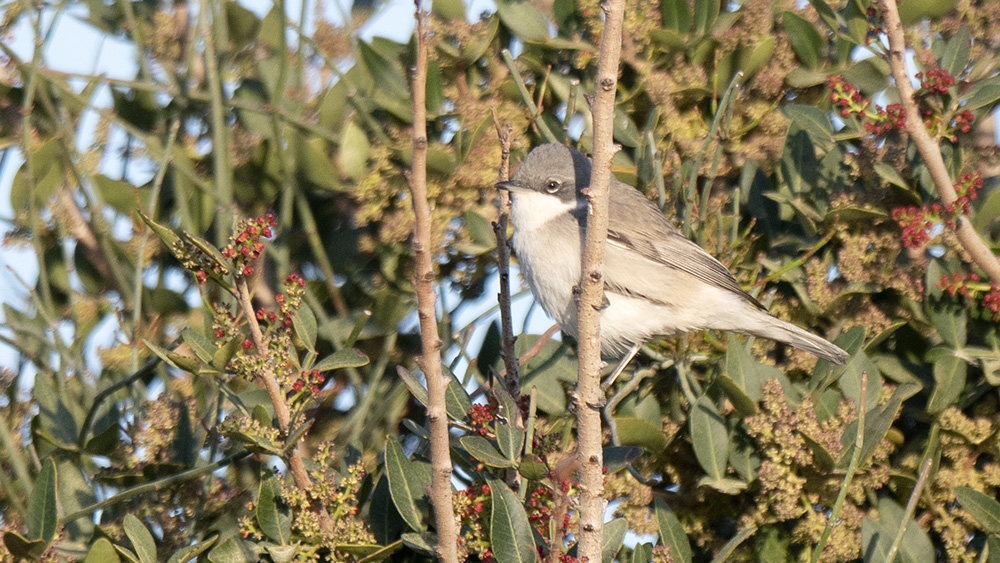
[496,144,592,203]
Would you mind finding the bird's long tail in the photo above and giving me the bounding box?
[738,311,851,365]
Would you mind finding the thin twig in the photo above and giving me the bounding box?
[879,0,1000,280]
[491,107,520,398]
[812,371,868,563]
[574,0,625,559]
[885,457,933,563]
[235,279,333,533]
[408,4,458,561]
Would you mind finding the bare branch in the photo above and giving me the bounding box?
[491,106,520,399]
[574,0,625,559]
[879,0,1000,281]
[409,4,459,561]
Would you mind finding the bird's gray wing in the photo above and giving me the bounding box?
[603,181,764,310]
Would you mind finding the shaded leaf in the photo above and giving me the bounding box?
[384,438,431,532]
[927,355,966,414]
[602,518,627,563]
[654,497,692,563]
[955,486,1000,534]
[782,11,823,68]
[459,435,515,468]
[27,457,58,544]
[487,476,535,563]
[256,476,291,545]
[690,396,728,481]
[124,514,157,563]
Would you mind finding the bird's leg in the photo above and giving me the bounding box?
[601,343,641,392]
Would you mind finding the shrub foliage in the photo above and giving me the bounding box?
[2,0,1000,560]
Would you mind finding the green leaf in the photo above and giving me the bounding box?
[181,328,215,364]
[613,417,668,452]
[358,40,409,100]
[927,355,967,414]
[940,26,970,78]
[495,0,549,42]
[782,103,833,149]
[723,335,763,409]
[873,162,910,190]
[27,457,58,544]
[432,0,465,20]
[861,498,934,563]
[338,120,370,181]
[444,373,473,422]
[124,514,158,563]
[661,0,691,31]
[602,518,627,563]
[292,304,318,353]
[166,536,218,563]
[313,348,369,371]
[837,350,882,412]
[207,536,260,563]
[85,538,121,563]
[370,475,405,545]
[962,75,1000,111]
[459,435,515,468]
[692,0,720,34]
[463,210,495,252]
[690,396,728,481]
[397,366,429,406]
[495,422,525,465]
[518,453,548,480]
[256,476,291,544]
[654,497,692,563]
[384,437,432,532]
[782,11,823,68]
[94,174,147,216]
[955,487,1000,533]
[487,476,535,563]
[928,304,967,348]
[2,532,47,561]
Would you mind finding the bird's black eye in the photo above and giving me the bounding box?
[545,179,560,193]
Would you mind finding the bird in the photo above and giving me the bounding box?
[496,143,850,377]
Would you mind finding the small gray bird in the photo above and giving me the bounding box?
[497,143,850,367]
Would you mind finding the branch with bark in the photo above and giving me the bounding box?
[491,107,520,400]
[408,4,459,562]
[574,0,625,559]
[879,0,1000,281]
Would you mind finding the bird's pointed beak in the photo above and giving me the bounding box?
[495,180,522,192]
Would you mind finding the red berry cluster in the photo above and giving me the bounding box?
[938,272,1000,321]
[454,483,492,560]
[526,479,576,535]
[221,213,276,278]
[468,399,498,437]
[829,76,905,136]
[917,68,955,95]
[951,109,974,134]
[291,368,326,394]
[951,172,982,216]
[274,273,307,327]
[828,76,869,119]
[864,103,906,135]
[891,171,983,248]
[891,206,934,248]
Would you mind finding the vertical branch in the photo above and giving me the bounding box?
[234,279,333,534]
[879,0,1000,281]
[409,5,459,562]
[491,107,520,397]
[575,0,625,559]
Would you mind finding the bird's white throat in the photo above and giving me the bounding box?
[509,190,586,234]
